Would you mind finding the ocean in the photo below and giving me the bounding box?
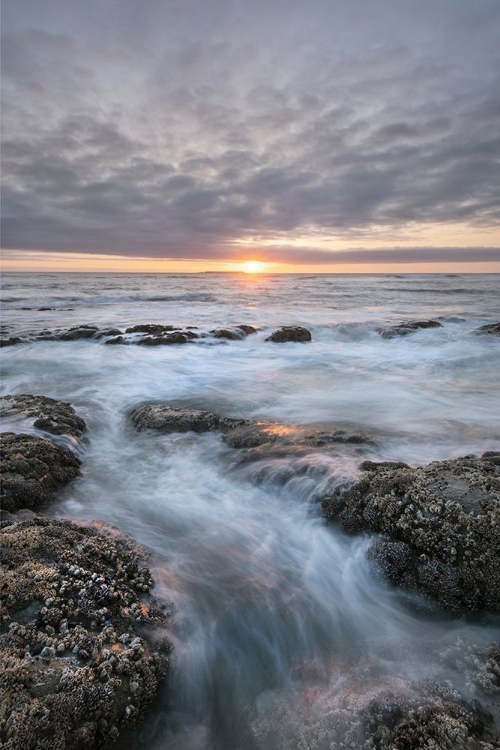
[1,271,499,748]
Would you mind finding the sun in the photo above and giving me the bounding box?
[242,260,265,273]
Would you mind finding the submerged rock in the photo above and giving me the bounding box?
[0,517,168,750]
[474,323,500,337]
[0,337,23,347]
[0,433,81,513]
[265,326,312,342]
[322,452,500,613]
[248,670,498,749]
[0,395,86,438]
[210,326,257,340]
[377,320,443,338]
[211,328,243,340]
[131,404,251,434]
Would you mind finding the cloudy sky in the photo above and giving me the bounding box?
[2,0,500,271]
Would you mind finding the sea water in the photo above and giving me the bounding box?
[1,272,499,748]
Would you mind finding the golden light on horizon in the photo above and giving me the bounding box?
[242,260,266,273]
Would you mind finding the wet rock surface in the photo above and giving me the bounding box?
[0,433,81,513]
[322,453,500,613]
[474,323,500,337]
[131,405,370,460]
[249,673,499,749]
[0,517,168,750]
[265,325,312,342]
[0,322,261,348]
[0,395,87,438]
[0,337,22,347]
[377,320,443,338]
[131,404,252,434]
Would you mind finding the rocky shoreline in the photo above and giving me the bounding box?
[1,319,499,348]
[1,393,499,748]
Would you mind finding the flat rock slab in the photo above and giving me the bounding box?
[131,404,252,434]
[0,395,86,438]
[131,405,370,460]
[377,320,443,338]
[0,517,168,750]
[0,433,81,513]
[322,453,500,613]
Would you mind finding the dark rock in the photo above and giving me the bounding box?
[237,325,257,335]
[0,433,81,512]
[131,404,251,434]
[377,320,443,338]
[0,337,22,347]
[322,453,500,613]
[104,336,125,345]
[59,326,99,341]
[211,328,243,340]
[125,324,176,334]
[0,395,86,438]
[360,460,410,472]
[93,328,123,339]
[265,326,312,342]
[138,333,188,345]
[474,323,500,337]
[0,518,168,750]
[131,405,369,463]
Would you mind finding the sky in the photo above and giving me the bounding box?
[1,0,500,273]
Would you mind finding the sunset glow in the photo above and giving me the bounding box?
[242,261,267,273]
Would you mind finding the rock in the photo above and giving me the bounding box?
[237,325,257,335]
[377,320,443,338]
[211,328,243,341]
[138,333,188,345]
[131,404,251,434]
[322,452,500,613]
[125,324,176,334]
[104,336,125,345]
[0,337,22,347]
[0,433,81,512]
[58,326,99,341]
[131,405,369,460]
[359,460,410,472]
[0,395,86,438]
[248,671,499,749]
[93,328,123,339]
[474,323,500,337]
[265,326,312,342]
[0,517,168,750]
[210,326,256,340]
[224,423,370,456]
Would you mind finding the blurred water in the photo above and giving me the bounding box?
[1,272,499,748]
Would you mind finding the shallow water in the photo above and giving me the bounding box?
[1,272,500,748]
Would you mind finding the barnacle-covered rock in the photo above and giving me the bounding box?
[322,452,500,612]
[0,395,86,438]
[1,433,81,513]
[0,518,169,750]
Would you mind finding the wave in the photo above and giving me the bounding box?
[380,287,486,294]
[3,293,217,308]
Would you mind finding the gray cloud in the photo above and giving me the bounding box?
[1,0,500,263]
